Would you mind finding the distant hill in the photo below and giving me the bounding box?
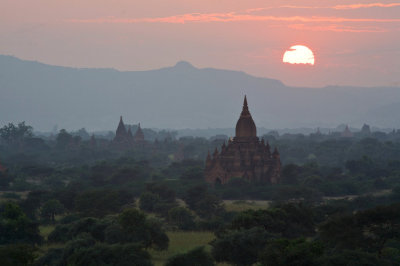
[1,55,399,131]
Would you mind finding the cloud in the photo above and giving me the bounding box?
[333,3,400,10]
[244,2,400,12]
[68,14,400,24]
[288,24,388,33]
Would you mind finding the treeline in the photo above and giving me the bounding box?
[2,190,400,265]
[1,122,400,265]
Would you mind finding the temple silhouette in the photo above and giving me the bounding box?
[205,96,281,184]
[113,116,145,145]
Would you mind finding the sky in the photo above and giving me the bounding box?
[1,0,400,87]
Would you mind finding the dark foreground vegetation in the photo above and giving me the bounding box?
[1,122,400,265]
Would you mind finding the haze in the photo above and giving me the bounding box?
[1,0,400,87]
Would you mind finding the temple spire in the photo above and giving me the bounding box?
[206,150,211,162]
[133,122,145,142]
[241,95,250,115]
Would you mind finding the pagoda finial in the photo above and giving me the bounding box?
[241,95,250,115]
[213,147,219,158]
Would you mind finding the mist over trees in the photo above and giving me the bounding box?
[1,55,400,131]
[0,121,400,264]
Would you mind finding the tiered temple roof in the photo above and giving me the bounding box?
[205,96,281,184]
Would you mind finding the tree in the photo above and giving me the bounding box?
[180,166,204,180]
[21,190,52,219]
[0,202,42,245]
[40,199,65,223]
[139,183,178,216]
[230,203,316,238]
[74,190,134,217]
[60,240,153,266]
[168,207,196,230]
[116,209,169,250]
[48,217,110,243]
[184,185,207,210]
[166,246,214,266]
[211,227,272,266]
[0,244,37,266]
[319,203,400,254]
[259,238,324,266]
[56,129,73,149]
[184,185,224,218]
[139,192,161,212]
[0,122,33,145]
[317,250,387,266]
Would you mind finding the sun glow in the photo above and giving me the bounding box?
[283,45,315,65]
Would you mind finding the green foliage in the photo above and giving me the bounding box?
[35,248,64,266]
[166,246,214,266]
[61,240,152,266]
[40,199,64,223]
[230,203,316,238]
[317,250,387,266]
[319,203,400,253]
[168,207,196,230]
[48,217,109,243]
[21,190,52,219]
[74,189,134,217]
[139,183,178,216]
[260,238,324,266]
[0,244,37,266]
[116,209,169,250]
[56,129,74,149]
[211,227,272,266]
[0,202,42,245]
[180,166,204,180]
[139,192,161,212]
[184,185,224,218]
[0,122,33,144]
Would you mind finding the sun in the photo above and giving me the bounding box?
[283,45,315,65]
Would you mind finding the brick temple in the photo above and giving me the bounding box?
[205,96,281,185]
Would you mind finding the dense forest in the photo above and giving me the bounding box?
[1,122,400,265]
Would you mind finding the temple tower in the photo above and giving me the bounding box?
[205,96,281,185]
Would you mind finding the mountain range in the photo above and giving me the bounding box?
[1,55,399,131]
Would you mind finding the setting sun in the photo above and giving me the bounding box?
[283,45,315,65]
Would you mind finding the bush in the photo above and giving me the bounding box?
[166,246,214,266]
[139,192,160,212]
[211,227,272,266]
[168,207,196,230]
[0,244,37,266]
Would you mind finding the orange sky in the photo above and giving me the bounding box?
[1,0,400,87]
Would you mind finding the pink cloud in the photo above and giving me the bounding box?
[288,24,388,33]
[333,3,400,9]
[244,2,400,12]
[68,13,400,24]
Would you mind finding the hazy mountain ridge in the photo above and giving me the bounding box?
[1,55,399,131]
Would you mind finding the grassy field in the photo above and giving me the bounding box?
[38,228,220,265]
[150,231,216,266]
[39,224,56,241]
[223,200,270,212]
[0,191,29,202]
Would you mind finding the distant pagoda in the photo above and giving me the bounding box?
[114,116,130,143]
[113,116,144,146]
[205,96,281,185]
[133,123,145,142]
